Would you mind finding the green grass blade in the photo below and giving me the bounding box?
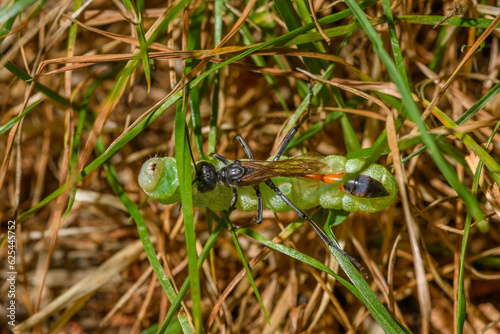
[206,0,224,155]
[96,143,191,332]
[159,217,226,332]
[0,0,38,25]
[381,0,408,87]
[395,15,500,29]
[229,226,270,324]
[121,0,152,90]
[456,81,500,125]
[426,102,500,185]
[0,13,16,44]
[175,101,202,333]
[273,0,322,74]
[457,120,500,332]
[237,226,359,296]
[186,2,206,160]
[344,0,485,223]
[324,212,407,334]
[0,99,42,135]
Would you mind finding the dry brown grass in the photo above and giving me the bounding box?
[1,0,500,333]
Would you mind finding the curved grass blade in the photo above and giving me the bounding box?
[324,211,408,334]
[229,224,270,324]
[395,15,500,29]
[236,225,359,296]
[344,0,485,223]
[424,101,500,185]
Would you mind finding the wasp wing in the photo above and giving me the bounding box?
[238,158,327,185]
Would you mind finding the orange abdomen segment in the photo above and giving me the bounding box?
[304,173,347,191]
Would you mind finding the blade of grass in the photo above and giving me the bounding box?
[0,99,42,135]
[62,0,85,222]
[423,101,500,185]
[97,143,192,333]
[0,0,38,25]
[159,216,226,333]
[237,226,359,296]
[457,120,500,333]
[273,0,324,75]
[428,27,449,72]
[175,99,201,333]
[456,81,500,125]
[0,11,16,44]
[324,211,408,334]
[228,225,270,324]
[126,0,152,90]
[344,0,485,224]
[395,15,500,29]
[206,0,224,155]
[381,0,408,88]
[186,2,206,160]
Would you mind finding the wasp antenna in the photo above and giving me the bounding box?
[184,125,199,174]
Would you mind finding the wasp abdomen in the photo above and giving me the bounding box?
[343,175,390,198]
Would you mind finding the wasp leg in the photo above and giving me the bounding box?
[234,134,254,160]
[228,188,250,231]
[231,184,263,230]
[252,184,263,225]
[264,179,368,278]
[227,188,241,231]
[274,79,313,161]
[229,188,238,212]
[234,134,263,225]
[213,153,230,165]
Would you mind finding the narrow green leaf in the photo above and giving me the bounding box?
[0,99,42,135]
[95,141,191,332]
[175,101,202,333]
[0,0,38,25]
[457,121,499,332]
[381,0,409,87]
[159,216,225,332]
[344,0,485,223]
[324,212,407,334]
[396,15,500,29]
[229,226,270,324]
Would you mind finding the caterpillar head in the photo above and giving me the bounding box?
[139,157,163,191]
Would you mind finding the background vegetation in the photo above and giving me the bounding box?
[1,0,500,333]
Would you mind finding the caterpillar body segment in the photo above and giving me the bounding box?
[139,155,397,213]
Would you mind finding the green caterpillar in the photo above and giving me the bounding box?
[139,155,397,213]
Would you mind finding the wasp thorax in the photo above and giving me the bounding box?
[139,157,163,191]
[218,163,246,188]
